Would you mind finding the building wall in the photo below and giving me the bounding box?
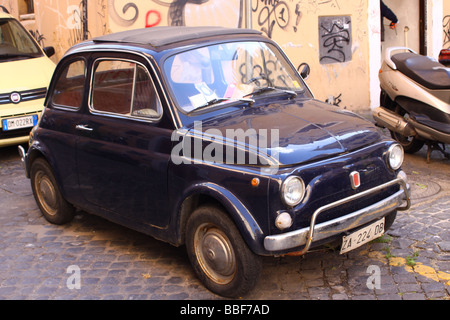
[251,0,373,110]
[428,0,442,59]
[107,0,374,111]
[0,0,109,63]
[0,0,445,111]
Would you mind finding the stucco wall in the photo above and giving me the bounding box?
[2,0,443,112]
[263,0,372,110]
[108,0,373,110]
[32,0,108,61]
[0,0,109,63]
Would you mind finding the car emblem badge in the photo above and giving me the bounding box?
[350,171,360,189]
[10,92,21,104]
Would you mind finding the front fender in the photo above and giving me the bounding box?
[178,182,267,255]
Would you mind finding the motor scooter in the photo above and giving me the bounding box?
[373,47,450,162]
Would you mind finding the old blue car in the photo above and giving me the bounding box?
[19,26,410,298]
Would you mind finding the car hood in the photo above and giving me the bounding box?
[182,99,382,166]
[0,56,55,93]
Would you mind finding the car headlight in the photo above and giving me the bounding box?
[387,144,404,170]
[281,176,305,207]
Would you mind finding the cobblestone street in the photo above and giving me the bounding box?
[0,144,449,300]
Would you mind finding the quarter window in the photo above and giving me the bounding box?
[91,59,161,119]
[51,59,86,109]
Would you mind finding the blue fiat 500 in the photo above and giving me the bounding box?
[19,27,410,298]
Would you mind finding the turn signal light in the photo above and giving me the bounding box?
[251,178,260,187]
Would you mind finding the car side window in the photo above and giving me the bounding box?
[51,60,86,109]
[91,59,161,119]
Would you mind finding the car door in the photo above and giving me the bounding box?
[76,53,172,228]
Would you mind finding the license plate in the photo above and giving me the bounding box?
[2,115,38,131]
[340,218,385,254]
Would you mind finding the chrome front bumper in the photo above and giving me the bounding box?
[264,176,410,254]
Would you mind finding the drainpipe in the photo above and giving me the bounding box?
[245,0,252,29]
[244,0,252,82]
[404,26,409,48]
[82,0,88,40]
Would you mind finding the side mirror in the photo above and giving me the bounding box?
[43,46,55,58]
[298,62,310,80]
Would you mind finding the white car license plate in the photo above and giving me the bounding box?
[2,115,38,131]
[340,218,385,254]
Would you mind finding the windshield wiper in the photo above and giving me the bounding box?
[187,97,255,114]
[243,87,298,99]
[187,98,230,114]
[0,53,38,59]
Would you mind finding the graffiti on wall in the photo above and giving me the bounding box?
[29,29,46,47]
[108,0,138,27]
[251,0,344,39]
[105,0,351,50]
[252,0,291,38]
[106,0,339,36]
[67,4,85,47]
[108,0,243,29]
[325,93,343,107]
[318,15,352,64]
[444,15,450,49]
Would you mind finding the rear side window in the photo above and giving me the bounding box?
[51,60,86,109]
[91,59,161,119]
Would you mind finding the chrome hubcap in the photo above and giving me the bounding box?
[36,172,57,216]
[194,224,236,284]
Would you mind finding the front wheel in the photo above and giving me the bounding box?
[185,205,262,298]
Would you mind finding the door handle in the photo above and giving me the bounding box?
[75,124,93,132]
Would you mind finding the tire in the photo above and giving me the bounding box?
[185,205,262,298]
[384,210,397,231]
[30,158,75,225]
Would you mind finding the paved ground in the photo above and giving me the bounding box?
[0,140,449,301]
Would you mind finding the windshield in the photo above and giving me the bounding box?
[164,41,307,114]
[0,18,43,61]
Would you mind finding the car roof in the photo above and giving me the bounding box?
[93,26,262,48]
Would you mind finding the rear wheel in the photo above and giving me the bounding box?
[185,205,262,298]
[30,158,75,225]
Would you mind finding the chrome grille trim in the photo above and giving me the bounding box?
[0,88,47,105]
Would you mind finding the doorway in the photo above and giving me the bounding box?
[381,0,421,54]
